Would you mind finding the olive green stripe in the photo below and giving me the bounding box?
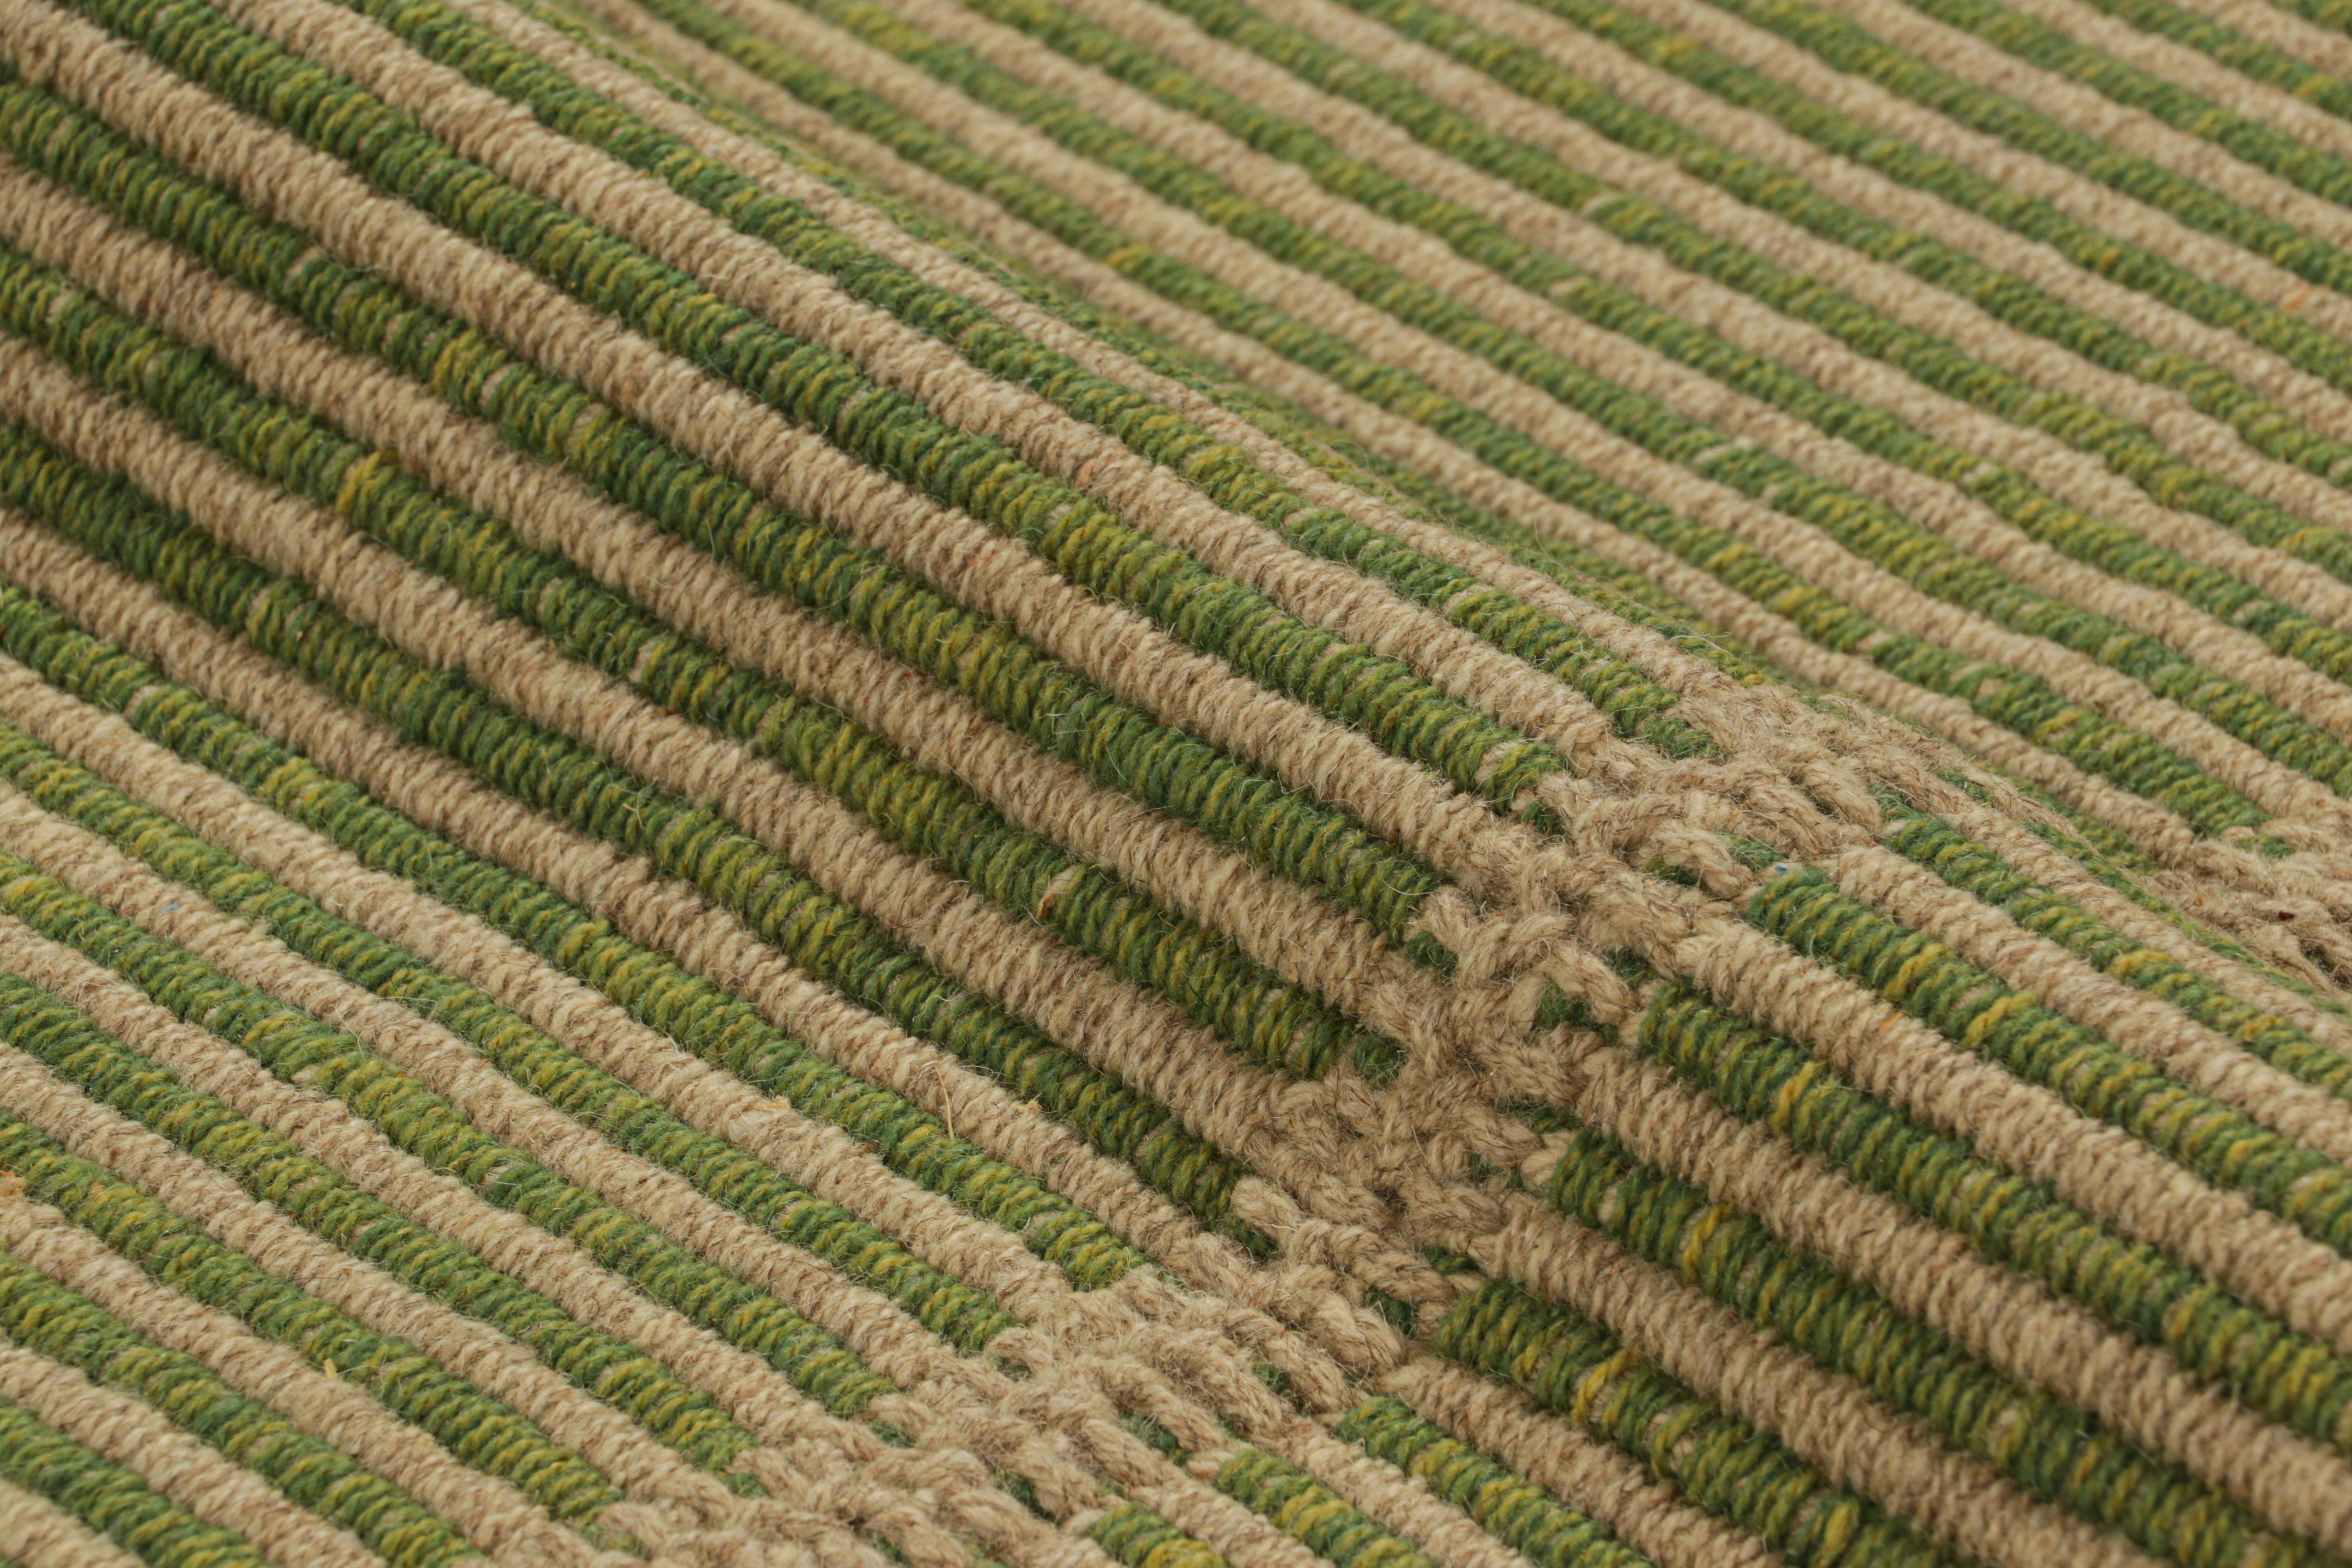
[0,583,1147,1290]
[1432,1279,1958,1568]
[65,0,1574,829]
[575,0,2292,842]
[901,0,2352,804]
[735,0,2300,835]
[1543,1120,2321,1567]
[1878,805,2352,1102]
[1635,980,2352,1455]
[1685,0,2352,316]
[0,903,813,1463]
[0,1391,270,1568]
[0,718,1025,1354]
[1895,0,2352,212]
[1294,0,2352,537]
[1971,0,2352,145]
[343,0,1722,773]
[0,194,1395,1086]
[0,657,1241,1568]
[513,0,1784,691]
[1749,866,2352,1257]
[0,383,1272,1254]
[0,1109,637,1543]
[1332,1396,1651,1568]
[0,1241,482,1568]
[0,58,1453,962]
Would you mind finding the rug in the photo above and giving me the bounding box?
[0,0,2348,1559]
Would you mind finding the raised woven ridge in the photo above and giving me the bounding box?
[3,0,2352,1559]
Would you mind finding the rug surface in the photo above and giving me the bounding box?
[7,0,2352,1560]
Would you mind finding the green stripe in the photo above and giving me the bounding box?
[0,583,1147,1289]
[0,1392,271,1568]
[1635,981,2352,1455]
[63,0,1573,827]
[920,0,2352,798]
[1365,0,2352,498]
[0,60,1454,960]
[352,0,1721,771]
[1543,1120,2319,1567]
[1432,1279,1956,1568]
[0,939,811,1463]
[601,0,2291,839]
[0,1241,482,1568]
[1749,865,2352,1254]
[0,199,1394,1085]
[0,1111,635,1540]
[1899,0,2352,209]
[0,399,1272,1254]
[1696,0,2352,305]
[1333,1397,1650,1568]
[1880,806,2352,1100]
[0,718,1024,1354]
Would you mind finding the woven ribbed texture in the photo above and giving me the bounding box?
[6,0,2352,1559]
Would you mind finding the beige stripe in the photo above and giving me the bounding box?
[14,9,2296,992]
[1390,0,2352,450]
[0,765,1428,1532]
[278,0,2040,1044]
[1543,1029,2352,1546]
[0,479,2154,1568]
[2003,0,2352,157]
[0,786,1014,1415]
[562,0,2352,936]
[849,0,2352,843]
[0,156,1446,1060]
[1373,1357,1780,1568]
[18,0,2333,1279]
[0,681,1137,1568]
[0,901,1209,1568]
[1937,790,2352,1058]
[1305,0,2352,490]
[790,0,2352,957]
[727,0,2352,966]
[1249,1417,1541,1568]
[0,362,1552,1344]
[1588,0,2352,338]
[1677,913,2352,1351]
[1829,840,2352,1163]
[0,515,1232,1284]
[1801,0,2352,256]
[1236,0,2352,646]
[2163,0,2352,78]
[0,1144,629,1568]
[0,525,1471,1568]
[0,1339,385,1568]
[1441,1191,2161,1568]
[559,0,2288,880]
[0,1473,146,1568]
[299,0,1982,907]
[0,482,2147,1564]
[0,913,907,1517]
[218,0,1672,807]
[434,0,1881,799]
[0,643,1323,1369]
[0,340,1409,1224]
[1011,0,2352,759]
[0,657,1130,1353]
[0,0,1537,903]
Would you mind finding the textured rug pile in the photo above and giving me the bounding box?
[6,0,2352,1558]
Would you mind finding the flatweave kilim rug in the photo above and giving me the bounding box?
[25,0,2352,1563]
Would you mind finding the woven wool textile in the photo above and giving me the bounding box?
[11,0,2352,1558]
